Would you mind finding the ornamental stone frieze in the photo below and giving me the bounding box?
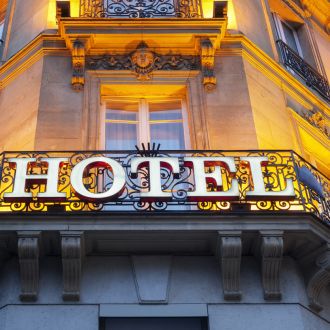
[17,231,41,302]
[86,41,200,81]
[85,40,218,91]
[302,111,329,138]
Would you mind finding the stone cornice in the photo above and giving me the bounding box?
[0,214,328,241]
[0,34,68,88]
[0,33,328,112]
[301,0,330,33]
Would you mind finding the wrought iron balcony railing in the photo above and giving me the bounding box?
[0,150,328,226]
[80,0,203,18]
[277,39,330,102]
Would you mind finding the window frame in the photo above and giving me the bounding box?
[273,13,303,57]
[100,96,191,150]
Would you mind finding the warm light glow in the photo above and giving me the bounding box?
[47,0,57,28]
[299,127,330,177]
[70,0,80,17]
[101,84,186,98]
[202,0,237,29]
[47,0,79,28]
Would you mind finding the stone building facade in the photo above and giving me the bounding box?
[0,0,329,329]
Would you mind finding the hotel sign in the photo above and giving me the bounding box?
[4,155,295,202]
[0,150,328,217]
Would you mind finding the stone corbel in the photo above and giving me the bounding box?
[217,231,242,300]
[17,231,41,302]
[61,231,84,301]
[71,40,86,91]
[200,38,217,92]
[260,231,283,300]
[306,244,330,312]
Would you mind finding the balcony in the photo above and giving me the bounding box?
[0,150,328,226]
[80,0,203,18]
[277,39,330,103]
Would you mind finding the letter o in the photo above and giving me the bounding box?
[70,157,126,201]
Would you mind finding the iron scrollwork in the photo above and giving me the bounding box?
[0,150,328,227]
[277,40,330,102]
[80,0,202,18]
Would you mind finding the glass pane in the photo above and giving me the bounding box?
[106,110,137,121]
[105,122,137,150]
[282,22,299,54]
[150,109,182,121]
[150,122,185,149]
[149,100,183,120]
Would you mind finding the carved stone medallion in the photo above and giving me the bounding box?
[130,41,160,80]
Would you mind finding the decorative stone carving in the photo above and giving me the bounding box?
[200,38,216,92]
[130,42,159,80]
[72,40,85,91]
[306,244,330,312]
[303,111,329,137]
[86,44,200,77]
[260,231,283,300]
[61,231,84,301]
[17,231,41,302]
[218,231,242,300]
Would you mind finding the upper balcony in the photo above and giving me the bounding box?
[80,0,203,19]
[277,39,330,103]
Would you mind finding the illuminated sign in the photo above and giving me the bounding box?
[3,155,295,203]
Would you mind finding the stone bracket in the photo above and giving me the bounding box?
[306,243,330,312]
[260,231,283,301]
[218,231,242,301]
[17,231,41,302]
[61,231,84,301]
[71,40,86,91]
[200,38,217,92]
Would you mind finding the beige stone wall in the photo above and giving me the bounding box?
[243,59,300,151]
[231,0,274,58]
[0,59,43,151]
[6,0,49,59]
[312,25,330,81]
[205,55,259,150]
[34,56,84,150]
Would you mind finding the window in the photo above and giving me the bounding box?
[0,22,4,41]
[0,0,7,42]
[103,98,190,150]
[273,13,303,56]
[56,1,71,18]
[213,1,227,18]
